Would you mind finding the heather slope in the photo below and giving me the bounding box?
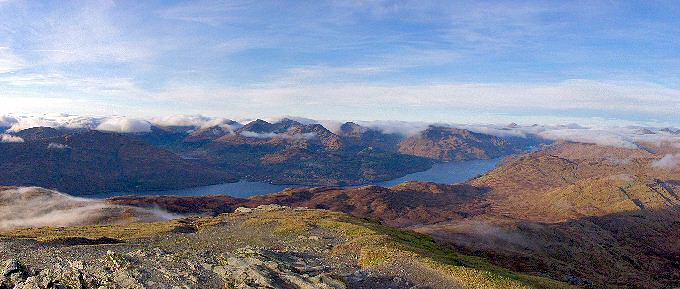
[398,126,536,161]
[0,205,571,289]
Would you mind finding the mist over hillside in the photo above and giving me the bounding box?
[0,187,177,230]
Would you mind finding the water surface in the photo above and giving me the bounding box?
[375,157,502,187]
[91,157,502,199]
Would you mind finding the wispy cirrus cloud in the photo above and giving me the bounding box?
[155,0,255,26]
[0,0,678,126]
[0,47,24,73]
[0,73,140,92]
[145,79,680,117]
[26,1,152,64]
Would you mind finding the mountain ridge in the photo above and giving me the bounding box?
[0,120,537,192]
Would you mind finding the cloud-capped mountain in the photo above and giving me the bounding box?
[0,116,542,193]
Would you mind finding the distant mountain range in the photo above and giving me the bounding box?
[0,119,542,194]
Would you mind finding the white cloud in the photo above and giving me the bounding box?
[450,124,531,138]
[30,1,151,64]
[0,115,17,127]
[199,118,243,131]
[2,112,679,151]
[146,79,680,118]
[47,142,69,149]
[239,131,316,140]
[150,114,212,127]
[0,47,24,73]
[96,117,152,133]
[0,1,677,128]
[0,134,23,143]
[156,0,253,26]
[338,119,680,150]
[652,154,680,170]
[0,73,143,96]
[354,120,431,136]
[8,117,61,132]
[8,114,101,132]
[261,116,319,125]
[317,120,344,134]
[273,50,462,84]
[537,128,639,149]
[150,114,243,131]
[0,187,178,230]
[5,114,243,134]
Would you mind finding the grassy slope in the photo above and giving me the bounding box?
[1,208,572,289]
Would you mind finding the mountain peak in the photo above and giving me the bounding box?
[239,119,274,133]
[339,122,364,136]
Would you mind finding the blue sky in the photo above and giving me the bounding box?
[0,0,679,126]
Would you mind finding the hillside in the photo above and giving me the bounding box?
[0,128,236,194]
[0,203,571,289]
[0,187,176,229]
[398,126,535,161]
[110,142,680,288]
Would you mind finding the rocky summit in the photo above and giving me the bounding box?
[0,206,571,289]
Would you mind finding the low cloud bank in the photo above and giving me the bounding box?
[260,116,319,125]
[0,134,24,143]
[150,114,213,127]
[349,120,679,149]
[240,131,317,140]
[442,123,680,149]
[3,114,246,134]
[150,114,243,130]
[538,128,639,149]
[96,117,152,133]
[199,118,243,131]
[7,114,101,132]
[354,120,431,136]
[538,126,680,149]
[3,113,679,150]
[0,115,18,127]
[47,142,70,149]
[6,114,154,134]
[0,187,179,230]
[652,154,680,170]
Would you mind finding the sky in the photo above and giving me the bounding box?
[0,0,679,126]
